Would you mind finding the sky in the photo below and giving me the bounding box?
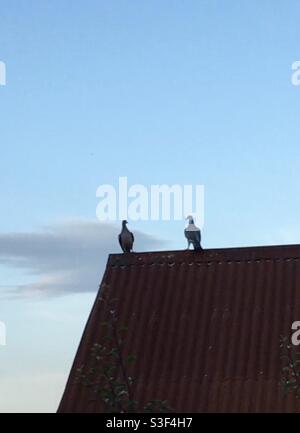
[1,0,300,412]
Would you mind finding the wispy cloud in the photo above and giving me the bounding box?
[0,219,165,298]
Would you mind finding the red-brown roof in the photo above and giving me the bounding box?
[58,244,300,413]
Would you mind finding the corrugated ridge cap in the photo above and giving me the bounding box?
[107,244,300,267]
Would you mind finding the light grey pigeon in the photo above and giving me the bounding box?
[184,215,202,251]
[118,220,134,253]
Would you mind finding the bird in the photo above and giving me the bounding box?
[118,220,134,253]
[184,215,202,251]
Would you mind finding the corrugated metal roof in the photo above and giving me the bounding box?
[58,245,300,412]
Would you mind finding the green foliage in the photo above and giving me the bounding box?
[143,400,173,413]
[280,336,300,399]
[75,292,173,413]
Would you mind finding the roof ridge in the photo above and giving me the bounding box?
[107,244,300,267]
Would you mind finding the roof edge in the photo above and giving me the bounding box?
[107,244,300,267]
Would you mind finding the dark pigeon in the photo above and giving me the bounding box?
[118,220,134,253]
[184,215,202,251]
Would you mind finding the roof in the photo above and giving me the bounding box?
[58,244,300,413]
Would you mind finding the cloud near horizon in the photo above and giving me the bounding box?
[0,219,166,298]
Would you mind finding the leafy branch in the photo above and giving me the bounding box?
[75,291,173,413]
[280,335,300,399]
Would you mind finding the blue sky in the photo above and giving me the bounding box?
[1,0,300,411]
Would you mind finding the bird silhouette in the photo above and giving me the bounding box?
[184,216,202,251]
[118,220,134,253]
